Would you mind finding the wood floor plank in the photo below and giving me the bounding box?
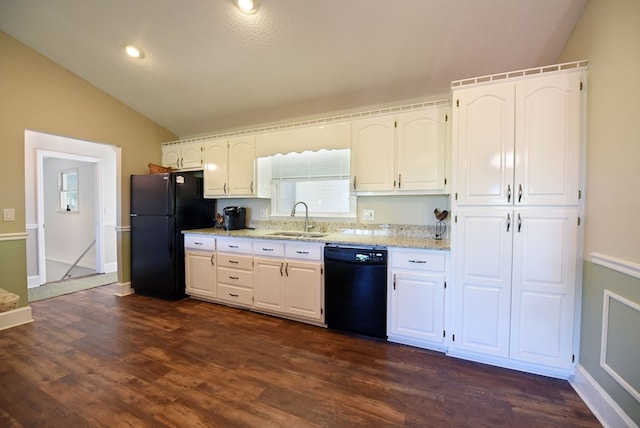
[0,286,601,427]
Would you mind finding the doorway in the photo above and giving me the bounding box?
[39,153,100,283]
[24,130,118,290]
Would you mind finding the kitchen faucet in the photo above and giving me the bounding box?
[290,201,314,232]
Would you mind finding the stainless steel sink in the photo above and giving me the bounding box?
[266,231,330,238]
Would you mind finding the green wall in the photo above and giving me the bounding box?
[0,240,28,306]
[581,261,640,423]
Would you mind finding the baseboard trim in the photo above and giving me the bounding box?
[113,281,133,297]
[27,275,41,288]
[104,262,117,273]
[0,306,33,331]
[570,364,638,428]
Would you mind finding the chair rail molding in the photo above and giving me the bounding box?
[0,232,28,242]
[591,253,640,280]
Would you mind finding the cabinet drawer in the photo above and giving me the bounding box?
[217,253,253,270]
[391,249,445,272]
[252,240,285,257]
[217,266,253,288]
[217,284,253,306]
[285,243,323,261]
[184,235,215,251]
[216,238,252,254]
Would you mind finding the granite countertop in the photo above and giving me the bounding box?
[183,227,450,251]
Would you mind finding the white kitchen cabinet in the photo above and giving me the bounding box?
[351,106,447,194]
[252,240,324,323]
[216,238,254,307]
[452,207,580,370]
[203,136,256,197]
[351,115,396,192]
[454,72,582,207]
[253,240,286,312]
[162,142,203,170]
[510,208,578,369]
[388,248,447,351]
[451,208,514,358]
[283,260,323,321]
[184,235,216,299]
[450,64,586,377]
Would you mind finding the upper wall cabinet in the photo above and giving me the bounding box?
[203,136,256,198]
[351,106,448,195]
[453,72,583,206]
[162,141,203,170]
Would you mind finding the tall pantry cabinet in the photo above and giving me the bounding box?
[449,63,587,377]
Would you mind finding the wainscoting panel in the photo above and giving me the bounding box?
[601,290,640,403]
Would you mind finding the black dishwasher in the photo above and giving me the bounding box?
[324,245,388,339]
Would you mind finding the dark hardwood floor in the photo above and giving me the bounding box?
[0,286,599,427]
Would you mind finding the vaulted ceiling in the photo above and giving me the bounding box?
[0,0,588,138]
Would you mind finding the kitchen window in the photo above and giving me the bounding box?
[59,169,78,212]
[269,149,356,218]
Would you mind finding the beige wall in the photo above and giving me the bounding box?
[559,1,640,422]
[559,0,640,263]
[0,30,176,305]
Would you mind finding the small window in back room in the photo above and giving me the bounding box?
[59,169,78,212]
[269,149,356,218]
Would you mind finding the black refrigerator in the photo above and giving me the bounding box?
[130,171,216,299]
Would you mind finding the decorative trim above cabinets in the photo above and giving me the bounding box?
[162,99,449,147]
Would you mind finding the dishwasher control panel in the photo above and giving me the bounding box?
[355,252,385,263]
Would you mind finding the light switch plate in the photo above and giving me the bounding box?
[3,208,15,221]
[363,209,374,221]
[259,208,269,219]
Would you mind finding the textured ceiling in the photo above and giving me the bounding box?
[0,0,587,138]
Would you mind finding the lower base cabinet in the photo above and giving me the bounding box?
[388,248,447,351]
[253,241,324,323]
[449,207,579,377]
[184,235,217,299]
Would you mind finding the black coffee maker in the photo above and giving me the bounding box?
[223,206,246,230]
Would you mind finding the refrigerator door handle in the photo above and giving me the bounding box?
[167,219,173,254]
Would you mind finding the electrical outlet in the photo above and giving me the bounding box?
[3,208,15,222]
[363,209,374,221]
[259,208,269,219]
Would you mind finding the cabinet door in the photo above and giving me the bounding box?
[253,257,285,312]
[185,251,216,298]
[180,142,203,170]
[284,260,323,321]
[510,208,578,368]
[454,83,515,205]
[514,74,582,206]
[396,108,447,191]
[162,145,181,169]
[390,271,445,342]
[228,136,255,196]
[203,140,228,196]
[453,208,513,357]
[351,116,396,192]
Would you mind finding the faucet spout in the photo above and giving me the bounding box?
[290,201,313,232]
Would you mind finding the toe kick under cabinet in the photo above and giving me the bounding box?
[387,248,448,352]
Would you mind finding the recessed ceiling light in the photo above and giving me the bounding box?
[125,44,144,59]
[235,0,258,14]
